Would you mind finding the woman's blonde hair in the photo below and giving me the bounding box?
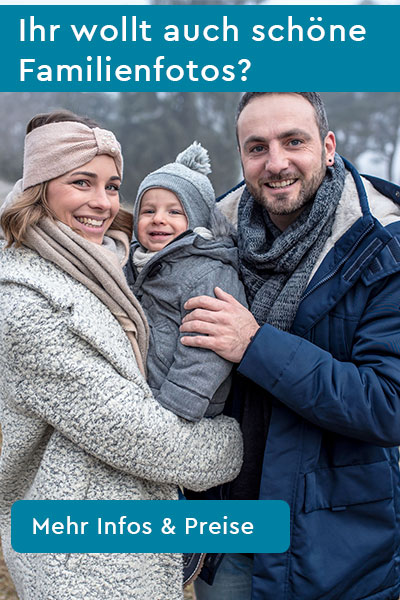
[0,109,133,247]
[1,183,48,247]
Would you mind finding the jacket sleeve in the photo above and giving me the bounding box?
[238,274,400,447]
[154,263,248,422]
[5,287,243,492]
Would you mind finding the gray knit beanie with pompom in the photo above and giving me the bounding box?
[133,141,216,241]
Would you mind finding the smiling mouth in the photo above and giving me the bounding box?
[149,232,171,237]
[265,179,297,189]
[75,216,105,229]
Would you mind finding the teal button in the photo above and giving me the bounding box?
[11,500,290,553]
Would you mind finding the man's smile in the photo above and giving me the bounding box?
[265,178,298,189]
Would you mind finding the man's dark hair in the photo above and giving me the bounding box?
[236,92,329,142]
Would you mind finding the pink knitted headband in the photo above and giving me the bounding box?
[22,121,123,190]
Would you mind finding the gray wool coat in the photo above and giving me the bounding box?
[0,242,243,600]
[126,230,248,422]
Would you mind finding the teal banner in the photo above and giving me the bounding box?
[0,5,396,91]
[11,500,290,553]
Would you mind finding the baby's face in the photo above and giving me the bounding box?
[137,188,188,252]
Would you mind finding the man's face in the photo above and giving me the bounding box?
[237,94,336,230]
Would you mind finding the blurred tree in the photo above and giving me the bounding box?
[112,92,241,203]
[322,92,370,160]
[363,92,400,182]
[192,92,242,189]
[322,92,400,182]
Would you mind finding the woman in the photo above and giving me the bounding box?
[0,111,243,600]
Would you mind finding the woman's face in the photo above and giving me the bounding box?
[46,155,121,245]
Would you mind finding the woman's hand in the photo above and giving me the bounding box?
[180,287,260,363]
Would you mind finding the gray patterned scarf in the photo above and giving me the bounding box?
[237,155,346,331]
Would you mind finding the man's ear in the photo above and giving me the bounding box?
[324,131,336,166]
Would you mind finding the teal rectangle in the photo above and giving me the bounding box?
[11,500,290,553]
[0,5,398,90]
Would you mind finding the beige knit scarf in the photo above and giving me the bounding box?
[24,217,149,377]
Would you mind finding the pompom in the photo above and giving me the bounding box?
[176,141,211,175]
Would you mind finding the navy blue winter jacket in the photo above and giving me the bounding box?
[209,160,400,600]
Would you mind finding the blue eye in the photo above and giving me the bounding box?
[289,139,302,146]
[250,145,265,153]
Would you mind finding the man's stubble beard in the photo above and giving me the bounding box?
[246,154,328,217]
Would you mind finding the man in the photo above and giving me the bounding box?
[180,93,400,600]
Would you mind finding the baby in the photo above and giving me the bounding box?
[125,142,247,422]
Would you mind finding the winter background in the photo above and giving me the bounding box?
[1,86,400,598]
[1,91,400,208]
